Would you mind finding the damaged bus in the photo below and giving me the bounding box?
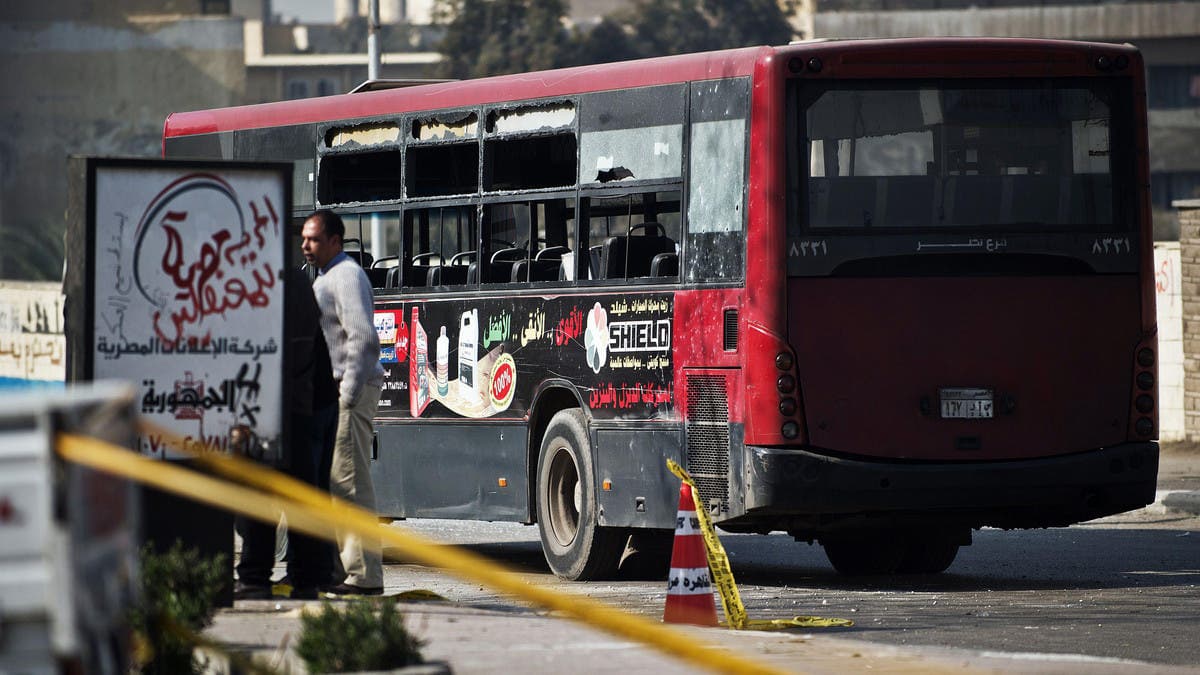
[163,38,1158,578]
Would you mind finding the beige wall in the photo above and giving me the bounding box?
[1156,242,1184,440]
[814,1,1199,40]
[0,15,247,280]
[1178,202,1200,440]
[0,282,64,383]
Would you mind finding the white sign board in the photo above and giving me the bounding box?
[88,163,289,458]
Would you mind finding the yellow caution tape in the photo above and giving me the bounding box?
[56,432,791,675]
[667,459,852,631]
[667,458,748,629]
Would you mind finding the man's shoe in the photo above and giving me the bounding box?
[234,582,272,600]
[290,586,319,600]
[322,582,383,596]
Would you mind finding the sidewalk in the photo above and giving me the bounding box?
[1156,444,1200,515]
[205,596,1194,675]
[202,445,1200,674]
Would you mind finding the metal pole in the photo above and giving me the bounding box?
[367,0,380,82]
[368,0,383,260]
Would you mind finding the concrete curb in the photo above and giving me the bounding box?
[1158,490,1200,516]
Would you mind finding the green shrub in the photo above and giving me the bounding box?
[296,599,426,673]
[128,541,226,674]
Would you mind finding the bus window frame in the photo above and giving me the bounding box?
[315,117,405,208]
[788,76,1137,238]
[392,199,479,294]
[479,191,579,289]
[577,185,684,285]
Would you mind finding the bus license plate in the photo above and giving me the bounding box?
[939,388,993,419]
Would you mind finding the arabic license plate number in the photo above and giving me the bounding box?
[940,388,993,419]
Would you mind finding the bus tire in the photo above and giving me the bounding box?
[536,409,623,580]
[820,532,906,576]
[896,531,960,574]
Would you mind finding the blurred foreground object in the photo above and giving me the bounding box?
[0,382,139,675]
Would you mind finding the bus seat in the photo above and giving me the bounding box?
[588,245,603,280]
[650,252,678,278]
[532,246,568,282]
[511,259,529,283]
[428,265,469,287]
[366,267,389,288]
[467,262,478,284]
[385,266,401,289]
[342,239,373,268]
[346,250,374,268]
[404,266,429,288]
[530,259,561,282]
[486,247,524,283]
[603,232,675,278]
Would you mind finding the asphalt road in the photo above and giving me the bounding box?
[384,504,1200,669]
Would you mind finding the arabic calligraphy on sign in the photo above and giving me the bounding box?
[130,174,280,347]
[92,165,287,459]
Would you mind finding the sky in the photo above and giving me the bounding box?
[272,0,334,23]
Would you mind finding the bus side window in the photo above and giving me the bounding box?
[403,206,476,291]
[482,197,575,285]
[339,211,400,289]
[583,191,680,281]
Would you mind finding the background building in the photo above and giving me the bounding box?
[0,0,437,280]
[0,0,1196,281]
[809,0,1200,238]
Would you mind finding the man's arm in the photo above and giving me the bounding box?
[336,265,381,405]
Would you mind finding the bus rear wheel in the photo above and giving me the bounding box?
[536,409,624,580]
[821,532,907,575]
[821,530,961,575]
[896,531,961,574]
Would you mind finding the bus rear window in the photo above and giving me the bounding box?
[795,79,1131,233]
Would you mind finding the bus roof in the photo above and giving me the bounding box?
[163,37,1139,138]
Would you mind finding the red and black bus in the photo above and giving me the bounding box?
[164,38,1158,578]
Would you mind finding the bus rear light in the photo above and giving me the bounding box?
[781,422,800,439]
[1095,55,1113,72]
[807,57,823,73]
[1135,395,1154,414]
[777,374,796,394]
[788,57,805,73]
[775,352,794,371]
[1137,348,1155,367]
[1135,417,1154,437]
[1136,371,1154,390]
[1114,54,1130,71]
[779,398,797,416]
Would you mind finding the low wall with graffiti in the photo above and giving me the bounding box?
[1155,242,1183,441]
[0,281,65,387]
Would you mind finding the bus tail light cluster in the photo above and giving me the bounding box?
[776,351,801,440]
[1132,344,1156,439]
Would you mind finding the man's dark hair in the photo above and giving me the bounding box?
[308,209,345,242]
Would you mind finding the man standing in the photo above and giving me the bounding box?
[301,209,385,595]
[234,266,333,600]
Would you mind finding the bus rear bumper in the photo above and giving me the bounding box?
[736,442,1159,532]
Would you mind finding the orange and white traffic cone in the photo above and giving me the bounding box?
[662,481,718,626]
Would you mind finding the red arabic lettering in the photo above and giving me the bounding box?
[588,381,673,410]
[1156,256,1172,295]
[153,219,276,346]
[555,306,585,346]
[249,195,279,249]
